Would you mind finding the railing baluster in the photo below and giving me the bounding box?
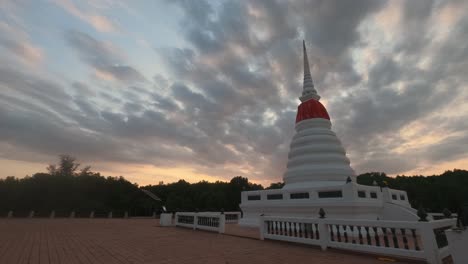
[344,225,348,243]
[315,223,320,239]
[411,229,420,251]
[337,225,342,242]
[358,226,364,244]
[373,227,380,247]
[382,227,390,247]
[330,224,335,241]
[350,226,356,244]
[365,226,372,245]
[401,229,409,250]
[391,228,399,248]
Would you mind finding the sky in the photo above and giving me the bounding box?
[0,0,467,186]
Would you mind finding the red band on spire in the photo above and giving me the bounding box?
[295,99,330,123]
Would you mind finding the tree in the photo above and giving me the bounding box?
[47,154,82,177]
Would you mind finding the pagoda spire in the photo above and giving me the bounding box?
[300,40,320,102]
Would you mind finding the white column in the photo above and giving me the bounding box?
[259,215,265,240]
[318,220,329,251]
[446,229,468,264]
[193,214,198,230]
[219,214,226,234]
[420,223,442,264]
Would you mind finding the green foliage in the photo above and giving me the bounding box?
[0,156,157,216]
[357,169,468,212]
[266,182,285,189]
[143,176,263,212]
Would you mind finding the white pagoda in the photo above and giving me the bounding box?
[239,41,418,227]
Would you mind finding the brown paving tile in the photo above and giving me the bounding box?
[0,219,415,264]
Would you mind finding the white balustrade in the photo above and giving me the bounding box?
[225,212,241,223]
[175,212,225,233]
[260,215,456,264]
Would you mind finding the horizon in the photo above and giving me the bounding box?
[1,1,467,186]
[2,158,466,187]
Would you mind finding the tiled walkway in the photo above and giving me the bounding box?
[0,219,412,264]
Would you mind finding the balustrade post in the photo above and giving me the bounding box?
[259,215,265,240]
[318,220,329,251]
[124,211,129,219]
[193,214,198,230]
[7,211,13,218]
[70,211,75,218]
[50,210,55,218]
[28,210,34,218]
[219,214,226,234]
[419,223,441,264]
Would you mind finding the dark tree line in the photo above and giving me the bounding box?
[0,155,157,217]
[1,155,467,216]
[357,170,468,212]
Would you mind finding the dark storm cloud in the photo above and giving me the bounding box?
[65,30,146,83]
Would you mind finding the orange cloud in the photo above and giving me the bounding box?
[53,0,118,33]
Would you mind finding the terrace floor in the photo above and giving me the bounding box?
[0,219,414,264]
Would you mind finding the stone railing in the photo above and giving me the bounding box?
[1,210,156,219]
[260,216,456,264]
[225,212,241,223]
[175,212,225,233]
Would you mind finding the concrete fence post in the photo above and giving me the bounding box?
[108,211,113,218]
[70,211,75,218]
[420,223,441,264]
[318,221,329,251]
[90,211,95,218]
[7,211,13,218]
[50,210,55,218]
[124,211,129,219]
[259,215,265,240]
[219,213,226,234]
[193,214,198,230]
[28,210,34,218]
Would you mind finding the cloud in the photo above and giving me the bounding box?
[157,0,468,178]
[1,0,468,183]
[0,22,43,65]
[65,30,146,83]
[52,0,119,33]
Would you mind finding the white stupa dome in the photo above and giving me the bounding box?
[283,41,355,189]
